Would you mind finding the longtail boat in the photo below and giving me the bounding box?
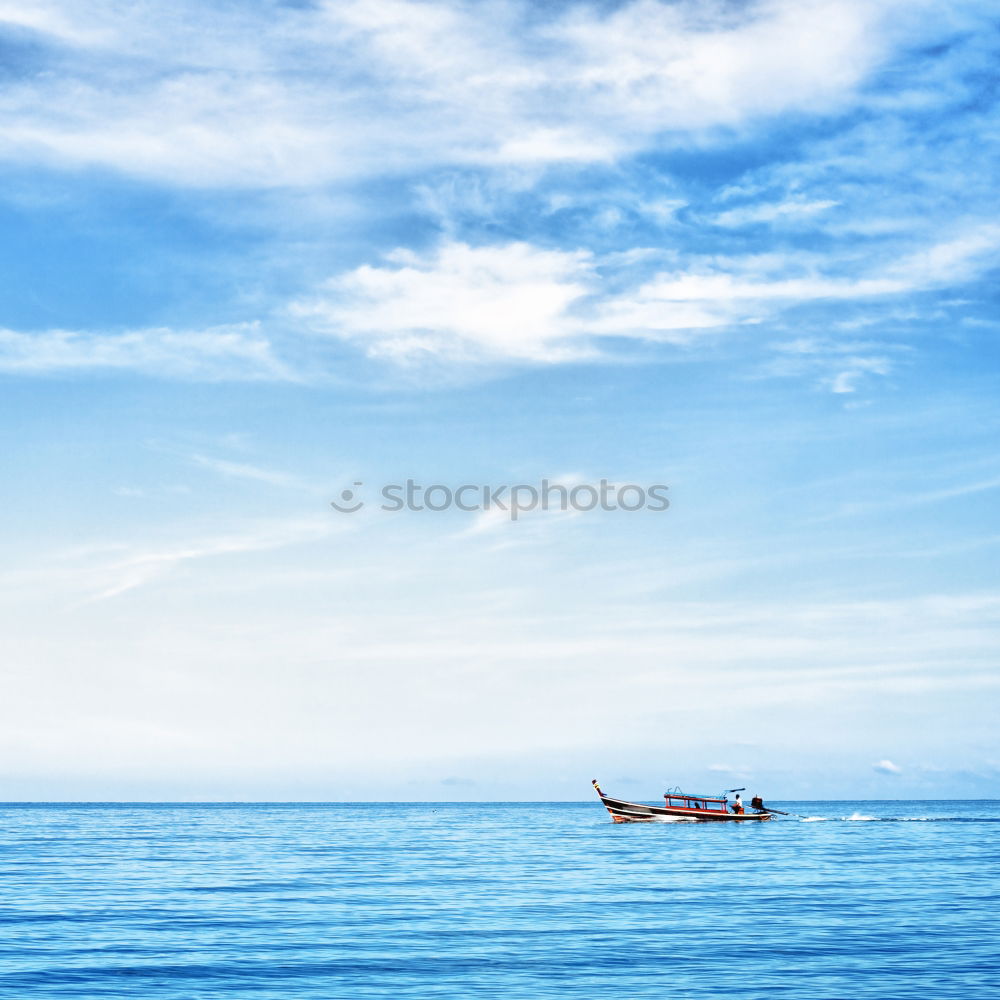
[592,779,775,822]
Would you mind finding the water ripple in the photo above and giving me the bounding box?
[0,801,996,999]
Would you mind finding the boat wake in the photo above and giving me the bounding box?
[796,814,999,823]
[795,814,891,822]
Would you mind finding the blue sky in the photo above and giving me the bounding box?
[1,0,998,800]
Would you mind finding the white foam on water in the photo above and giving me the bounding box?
[799,813,950,824]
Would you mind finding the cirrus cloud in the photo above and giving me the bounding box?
[290,224,1000,367]
[0,0,932,187]
[0,324,293,380]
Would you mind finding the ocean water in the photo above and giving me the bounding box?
[0,801,996,998]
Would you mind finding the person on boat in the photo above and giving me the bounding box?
[732,793,744,815]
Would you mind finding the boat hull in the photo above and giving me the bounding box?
[598,794,772,823]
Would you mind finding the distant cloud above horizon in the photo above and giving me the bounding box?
[873,759,903,775]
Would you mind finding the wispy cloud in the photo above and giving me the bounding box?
[617,224,1000,313]
[712,199,840,228]
[820,472,1000,521]
[0,0,932,187]
[0,324,293,380]
[76,518,338,602]
[190,454,305,489]
[764,338,903,393]
[292,225,1000,366]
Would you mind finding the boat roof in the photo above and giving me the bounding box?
[665,790,729,801]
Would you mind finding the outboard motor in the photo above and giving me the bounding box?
[750,795,765,812]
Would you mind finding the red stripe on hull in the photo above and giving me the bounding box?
[600,796,772,823]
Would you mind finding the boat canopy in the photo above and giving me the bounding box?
[665,788,728,805]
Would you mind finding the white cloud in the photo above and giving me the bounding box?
[886,225,1000,287]
[626,226,1000,309]
[828,358,893,394]
[0,0,109,45]
[0,0,918,186]
[75,518,338,602]
[190,455,305,489]
[558,0,883,127]
[873,759,902,774]
[291,242,596,363]
[0,324,292,380]
[764,336,910,393]
[713,199,839,227]
[294,225,1000,366]
[597,223,1000,347]
[8,221,990,378]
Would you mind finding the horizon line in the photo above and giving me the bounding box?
[1,798,997,805]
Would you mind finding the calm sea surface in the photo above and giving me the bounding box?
[1,801,997,998]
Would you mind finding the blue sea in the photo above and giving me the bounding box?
[1,801,997,998]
